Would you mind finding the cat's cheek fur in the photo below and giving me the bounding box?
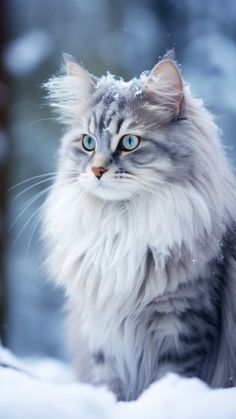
[77,173,136,201]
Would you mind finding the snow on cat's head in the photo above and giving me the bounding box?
[45,54,216,203]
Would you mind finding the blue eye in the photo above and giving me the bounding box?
[82,134,96,151]
[120,135,140,151]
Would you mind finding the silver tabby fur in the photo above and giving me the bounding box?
[43,55,236,401]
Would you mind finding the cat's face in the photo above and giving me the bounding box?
[50,57,193,202]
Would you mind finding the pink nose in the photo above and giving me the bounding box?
[91,166,107,179]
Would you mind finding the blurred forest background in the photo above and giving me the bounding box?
[0,0,236,360]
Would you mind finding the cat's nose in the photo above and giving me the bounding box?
[91,166,107,179]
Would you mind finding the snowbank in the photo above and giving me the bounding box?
[1,346,236,419]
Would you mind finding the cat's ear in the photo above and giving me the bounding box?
[63,53,94,86]
[144,59,184,117]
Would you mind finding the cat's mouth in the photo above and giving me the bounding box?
[78,172,136,201]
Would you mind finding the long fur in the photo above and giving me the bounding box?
[43,58,236,400]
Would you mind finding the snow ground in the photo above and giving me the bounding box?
[1,346,236,419]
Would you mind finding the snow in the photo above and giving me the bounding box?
[1,346,236,419]
[95,71,149,98]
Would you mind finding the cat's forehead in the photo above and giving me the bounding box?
[88,73,147,137]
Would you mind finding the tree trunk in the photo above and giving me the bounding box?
[0,0,10,342]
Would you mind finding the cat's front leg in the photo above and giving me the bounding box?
[91,350,126,401]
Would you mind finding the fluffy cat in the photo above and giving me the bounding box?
[43,54,236,401]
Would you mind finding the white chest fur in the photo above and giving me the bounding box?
[44,179,212,337]
[45,178,213,305]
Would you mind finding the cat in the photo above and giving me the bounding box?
[43,53,236,401]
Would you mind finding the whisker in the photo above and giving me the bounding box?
[9,185,53,233]
[10,177,76,234]
[25,205,44,260]
[12,177,58,201]
[12,181,82,249]
[12,201,46,248]
[26,117,56,128]
[8,172,59,191]
[8,170,79,191]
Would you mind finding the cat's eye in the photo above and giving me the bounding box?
[82,134,96,151]
[120,135,140,151]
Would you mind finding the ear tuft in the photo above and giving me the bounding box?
[44,55,95,125]
[162,49,176,61]
[145,58,184,117]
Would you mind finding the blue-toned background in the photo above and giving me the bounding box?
[1,0,236,359]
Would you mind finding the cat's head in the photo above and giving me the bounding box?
[44,56,236,279]
[46,55,202,202]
